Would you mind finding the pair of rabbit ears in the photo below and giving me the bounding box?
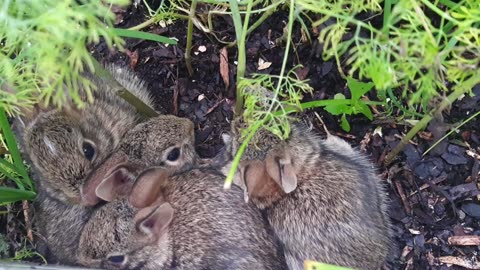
[130,168,175,243]
[239,151,298,203]
[91,162,170,208]
[95,166,175,242]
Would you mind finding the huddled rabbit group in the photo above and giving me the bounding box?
[14,65,392,270]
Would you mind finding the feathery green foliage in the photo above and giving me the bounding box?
[0,0,129,115]
[300,0,480,111]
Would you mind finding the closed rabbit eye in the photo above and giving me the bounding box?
[82,141,96,161]
[166,147,180,162]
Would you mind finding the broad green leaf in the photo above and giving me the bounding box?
[0,187,36,204]
[340,114,351,132]
[347,77,375,101]
[357,102,374,120]
[324,94,352,116]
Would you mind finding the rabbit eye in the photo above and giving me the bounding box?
[166,147,180,162]
[107,255,125,264]
[82,142,95,161]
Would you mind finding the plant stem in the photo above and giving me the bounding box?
[233,0,255,116]
[265,0,295,115]
[185,0,198,77]
[385,88,466,165]
[382,0,392,34]
[128,17,156,31]
[423,110,480,157]
[224,120,263,189]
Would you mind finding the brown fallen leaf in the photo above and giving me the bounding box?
[395,180,411,213]
[448,235,480,246]
[257,58,272,70]
[219,47,229,89]
[438,256,480,269]
[295,66,310,80]
[125,49,139,70]
[23,200,33,242]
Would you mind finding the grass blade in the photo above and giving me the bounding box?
[0,108,32,190]
[0,186,36,204]
[113,28,177,45]
[0,159,25,190]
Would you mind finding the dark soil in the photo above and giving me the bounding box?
[2,2,480,269]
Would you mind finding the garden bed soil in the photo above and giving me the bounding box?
[2,3,480,269]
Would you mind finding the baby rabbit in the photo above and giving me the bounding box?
[77,154,139,268]
[101,167,287,270]
[82,115,287,270]
[14,65,155,264]
[222,118,392,270]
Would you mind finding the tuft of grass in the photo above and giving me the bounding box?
[0,107,36,204]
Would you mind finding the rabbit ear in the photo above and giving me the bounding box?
[81,151,129,206]
[136,202,174,242]
[265,152,297,194]
[95,167,134,202]
[237,162,252,203]
[130,167,169,209]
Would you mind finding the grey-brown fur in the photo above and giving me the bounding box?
[103,168,288,270]
[88,116,287,270]
[222,118,392,270]
[78,198,136,269]
[14,65,154,265]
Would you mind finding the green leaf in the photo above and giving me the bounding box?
[0,108,32,190]
[0,159,24,190]
[357,102,374,120]
[324,94,352,116]
[113,29,177,45]
[347,77,375,101]
[340,114,351,132]
[304,260,356,270]
[0,187,36,204]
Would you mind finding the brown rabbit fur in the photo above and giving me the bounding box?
[222,117,392,270]
[62,114,195,268]
[80,115,287,270]
[13,65,155,265]
[100,167,287,270]
[77,155,141,268]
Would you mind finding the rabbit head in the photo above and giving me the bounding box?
[100,168,175,270]
[17,65,154,206]
[80,114,196,206]
[101,202,174,270]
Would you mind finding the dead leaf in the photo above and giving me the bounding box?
[448,235,480,246]
[125,49,139,70]
[438,256,480,269]
[257,58,272,70]
[295,66,309,80]
[219,47,229,89]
